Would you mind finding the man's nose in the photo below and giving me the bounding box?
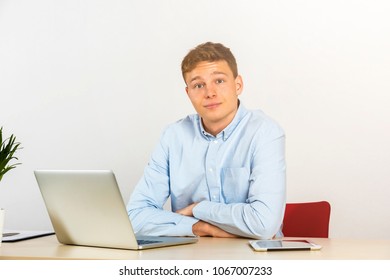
[205,84,217,98]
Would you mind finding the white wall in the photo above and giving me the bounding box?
[1,0,389,238]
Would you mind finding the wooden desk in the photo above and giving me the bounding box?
[1,235,390,260]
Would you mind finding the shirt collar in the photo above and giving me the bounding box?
[199,101,248,141]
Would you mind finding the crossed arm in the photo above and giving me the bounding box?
[176,203,238,238]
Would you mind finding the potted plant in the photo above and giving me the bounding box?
[0,126,22,245]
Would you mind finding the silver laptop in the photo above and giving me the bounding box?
[34,170,198,250]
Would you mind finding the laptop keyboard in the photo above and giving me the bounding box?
[2,232,19,237]
[137,239,162,245]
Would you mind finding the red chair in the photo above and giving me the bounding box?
[282,201,331,238]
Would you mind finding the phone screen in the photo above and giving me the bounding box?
[252,240,319,251]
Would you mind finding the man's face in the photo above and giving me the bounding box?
[184,60,243,135]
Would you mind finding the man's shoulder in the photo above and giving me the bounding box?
[244,108,285,135]
[167,114,198,129]
[161,114,199,137]
[245,108,279,124]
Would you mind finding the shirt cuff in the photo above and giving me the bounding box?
[176,215,199,237]
[192,200,214,221]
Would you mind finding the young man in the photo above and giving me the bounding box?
[127,42,286,239]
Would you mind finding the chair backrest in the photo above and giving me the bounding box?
[282,201,331,238]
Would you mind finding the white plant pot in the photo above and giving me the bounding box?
[0,208,4,247]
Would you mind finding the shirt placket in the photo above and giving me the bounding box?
[205,138,221,202]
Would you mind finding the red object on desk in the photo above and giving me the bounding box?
[282,201,331,238]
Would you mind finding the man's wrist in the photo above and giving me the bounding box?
[192,221,210,236]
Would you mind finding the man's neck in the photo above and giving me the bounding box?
[202,103,240,137]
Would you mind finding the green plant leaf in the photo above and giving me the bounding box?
[0,126,22,181]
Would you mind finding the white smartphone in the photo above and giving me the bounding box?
[249,239,322,252]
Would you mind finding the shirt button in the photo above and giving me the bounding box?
[214,140,218,144]
[209,168,213,172]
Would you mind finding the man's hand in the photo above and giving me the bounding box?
[176,203,239,238]
[175,202,198,217]
[192,221,238,238]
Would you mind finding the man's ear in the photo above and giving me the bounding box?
[185,86,189,95]
[235,75,244,95]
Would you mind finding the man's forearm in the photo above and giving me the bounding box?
[192,221,238,238]
[176,203,239,238]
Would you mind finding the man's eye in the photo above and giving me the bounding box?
[194,83,204,89]
[216,79,224,84]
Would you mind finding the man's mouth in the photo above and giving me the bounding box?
[204,102,221,109]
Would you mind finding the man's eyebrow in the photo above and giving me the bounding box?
[189,76,202,83]
[188,71,228,83]
[212,71,228,76]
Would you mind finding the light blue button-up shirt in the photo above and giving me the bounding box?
[127,103,286,239]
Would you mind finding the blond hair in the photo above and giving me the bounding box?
[181,42,238,81]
